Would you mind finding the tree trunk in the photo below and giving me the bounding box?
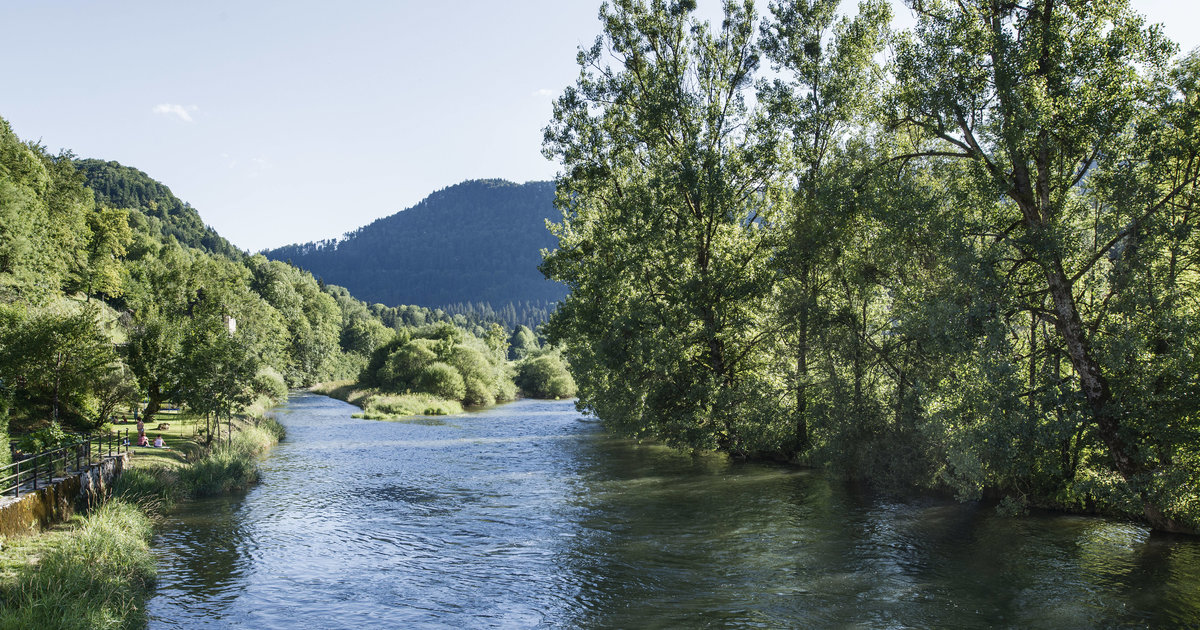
[794,272,810,453]
[1038,231,1186,531]
[143,382,162,420]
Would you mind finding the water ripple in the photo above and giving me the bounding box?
[146,394,1200,629]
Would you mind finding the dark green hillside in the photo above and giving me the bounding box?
[75,158,243,259]
[263,179,565,320]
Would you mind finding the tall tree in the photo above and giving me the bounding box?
[543,0,792,454]
[82,206,133,301]
[890,0,1198,530]
[0,305,119,427]
[758,0,891,452]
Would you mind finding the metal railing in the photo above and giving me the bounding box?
[0,430,130,499]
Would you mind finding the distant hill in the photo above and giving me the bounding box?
[263,179,566,319]
[74,159,243,259]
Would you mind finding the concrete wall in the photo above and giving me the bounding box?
[0,453,129,538]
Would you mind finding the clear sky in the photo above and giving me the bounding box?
[2,1,1196,252]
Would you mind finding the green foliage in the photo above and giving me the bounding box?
[14,421,70,454]
[80,206,132,300]
[252,366,289,404]
[74,158,243,259]
[177,313,257,441]
[543,0,792,455]
[543,0,1200,531]
[360,322,517,407]
[414,362,466,401]
[507,324,539,360]
[0,303,122,430]
[0,121,89,304]
[515,350,576,399]
[357,393,463,419]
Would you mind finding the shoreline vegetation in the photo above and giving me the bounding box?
[540,0,1200,534]
[310,381,463,419]
[0,406,284,630]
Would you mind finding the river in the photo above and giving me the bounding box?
[145,393,1200,629]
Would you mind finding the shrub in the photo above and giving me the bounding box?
[463,377,495,407]
[516,352,577,399]
[415,362,466,401]
[15,421,70,453]
[380,339,439,389]
[253,366,289,404]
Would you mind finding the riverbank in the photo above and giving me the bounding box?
[0,411,284,629]
[311,380,463,419]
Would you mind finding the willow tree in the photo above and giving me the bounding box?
[542,0,792,454]
[891,0,1199,531]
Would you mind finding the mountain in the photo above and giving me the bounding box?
[74,159,243,260]
[263,179,566,315]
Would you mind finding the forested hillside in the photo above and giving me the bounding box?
[264,179,565,326]
[74,159,244,260]
[544,0,1200,533]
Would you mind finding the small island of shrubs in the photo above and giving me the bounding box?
[314,322,575,419]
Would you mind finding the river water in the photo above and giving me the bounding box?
[145,393,1200,629]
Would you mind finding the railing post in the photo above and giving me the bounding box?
[12,459,19,498]
[31,454,37,492]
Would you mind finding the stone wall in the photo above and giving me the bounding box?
[0,453,129,538]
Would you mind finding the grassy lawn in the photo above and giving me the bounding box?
[115,409,216,470]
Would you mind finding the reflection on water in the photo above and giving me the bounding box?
[147,394,1200,629]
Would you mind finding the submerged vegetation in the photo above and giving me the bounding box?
[544,0,1200,532]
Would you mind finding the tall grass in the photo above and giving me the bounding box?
[0,501,155,630]
[360,393,463,419]
[1,410,285,629]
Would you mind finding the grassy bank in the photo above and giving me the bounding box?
[0,501,155,630]
[0,411,284,629]
[312,380,463,419]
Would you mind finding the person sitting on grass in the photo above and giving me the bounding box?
[153,436,165,448]
[138,433,149,447]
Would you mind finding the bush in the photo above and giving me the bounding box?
[463,377,495,407]
[252,366,289,404]
[380,339,439,388]
[15,421,70,453]
[516,352,577,399]
[415,362,466,401]
[362,325,519,407]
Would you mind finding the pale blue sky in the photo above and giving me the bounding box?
[2,1,1195,252]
